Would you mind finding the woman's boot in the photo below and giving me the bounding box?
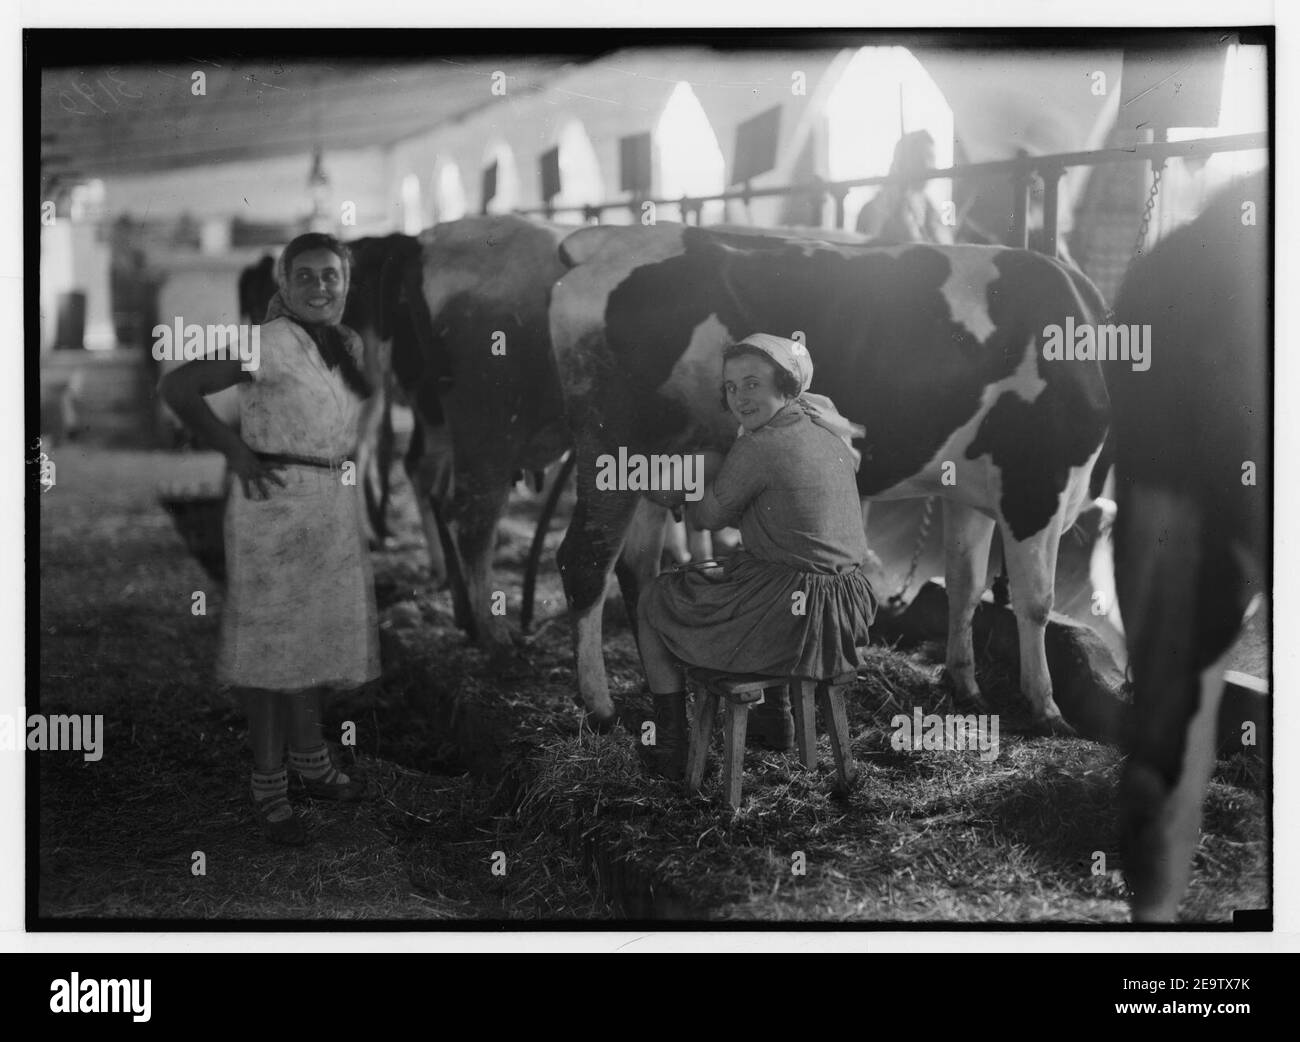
[747,685,795,751]
[636,691,689,780]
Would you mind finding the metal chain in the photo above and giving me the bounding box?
[1130,161,1165,267]
[885,495,936,611]
[1105,160,1165,324]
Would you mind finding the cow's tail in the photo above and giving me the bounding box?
[384,239,453,390]
[1061,260,1114,507]
[521,450,577,633]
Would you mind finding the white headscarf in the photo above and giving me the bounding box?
[732,333,866,470]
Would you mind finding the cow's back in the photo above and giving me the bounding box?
[418,215,576,469]
[554,225,1109,539]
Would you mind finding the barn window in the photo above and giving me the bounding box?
[401,173,423,234]
[554,119,604,210]
[482,140,521,214]
[1157,42,1268,234]
[434,160,467,222]
[655,81,726,223]
[826,47,955,232]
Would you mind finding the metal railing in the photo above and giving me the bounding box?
[515,131,1268,254]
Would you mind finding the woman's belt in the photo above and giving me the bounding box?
[254,451,348,471]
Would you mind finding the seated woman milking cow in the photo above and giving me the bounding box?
[634,334,879,779]
[161,233,379,845]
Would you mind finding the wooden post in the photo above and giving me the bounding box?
[1040,165,1062,257]
[791,680,818,769]
[817,681,858,792]
[686,684,718,793]
[722,698,749,809]
[1010,154,1031,249]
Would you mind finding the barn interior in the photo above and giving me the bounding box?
[33,30,1270,925]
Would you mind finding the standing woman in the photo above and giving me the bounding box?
[635,334,877,779]
[161,233,380,844]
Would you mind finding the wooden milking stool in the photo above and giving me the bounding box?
[684,668,859,808]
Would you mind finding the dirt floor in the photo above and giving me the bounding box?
[34,445,1268,924]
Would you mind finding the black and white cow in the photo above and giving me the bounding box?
[549,224,1111,731]
[399,215,574,653]
[1108,172,1269,921]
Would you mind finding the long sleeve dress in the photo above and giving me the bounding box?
[640,402,877,679]
[215,317,381,692]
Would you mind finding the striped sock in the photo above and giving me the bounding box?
[250,767,293,823]
[289,744,351,784]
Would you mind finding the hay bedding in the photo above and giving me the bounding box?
[37,448,1266,922]
[509,644,1266,922]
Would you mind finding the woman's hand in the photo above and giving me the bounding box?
[227,443,287,501]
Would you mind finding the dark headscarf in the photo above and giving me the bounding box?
[269,233,371,399]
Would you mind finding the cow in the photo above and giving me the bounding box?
[237,255,277,326]
[398,215,574,654]
[1108,172,1268,922]
[548,224,1111,733]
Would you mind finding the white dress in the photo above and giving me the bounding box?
[216,317,381,692]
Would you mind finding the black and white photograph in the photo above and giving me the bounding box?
[16,6,1280,945]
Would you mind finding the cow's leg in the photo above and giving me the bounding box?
[557,477,641,727]
[999,511,1074,736]
[1116,485,1234,922]
[1124,651,1227,922]
[941,500,997,710]
[403,419,448,585]
[451,468,515,659]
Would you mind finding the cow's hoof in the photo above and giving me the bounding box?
[939,670,989,713]
[947,687,991,715]
[958,693,992,714]
[1032,714,1078,738]
[580,709,621,735]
